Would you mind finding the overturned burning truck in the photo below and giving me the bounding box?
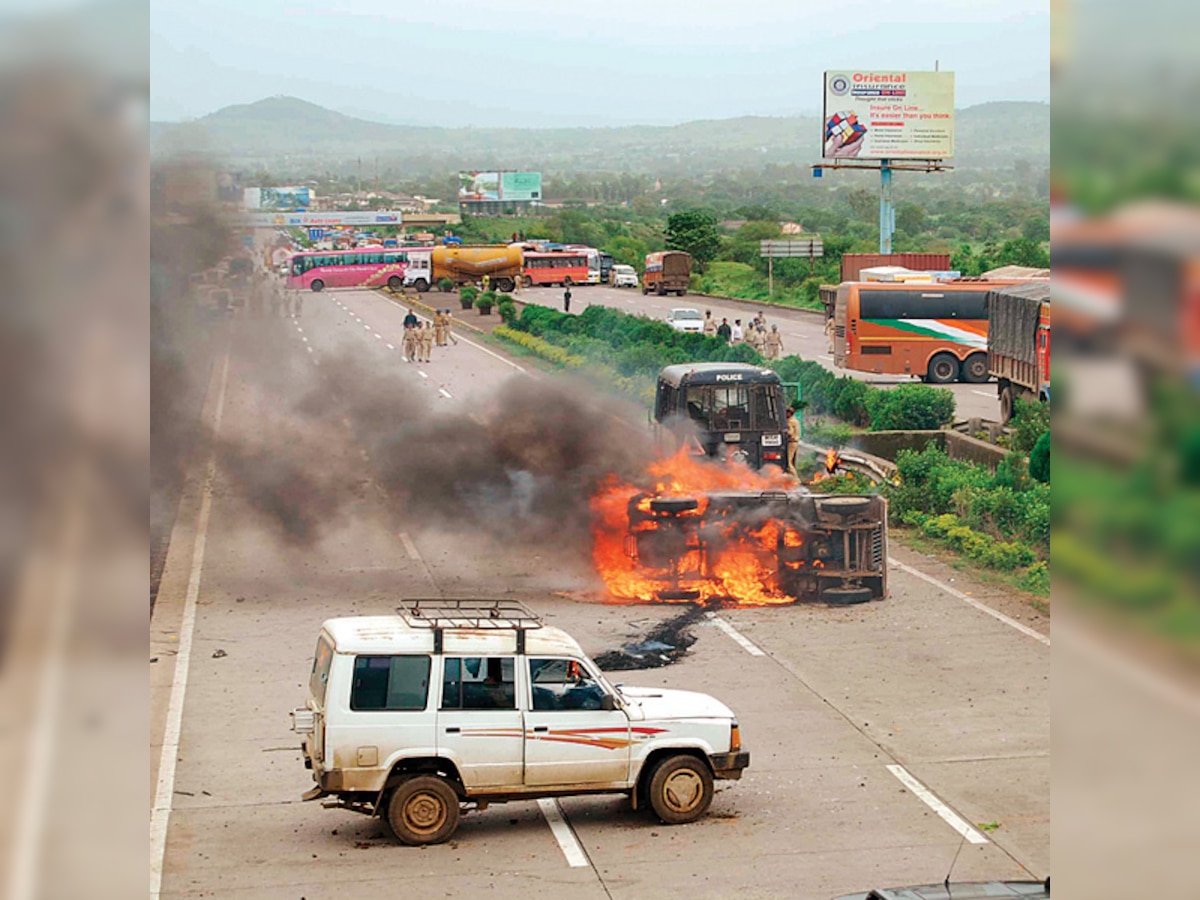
[591,452,889,606]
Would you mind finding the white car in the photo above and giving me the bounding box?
[666,308,705,333]
[292,601,749,845]
[610,264,639,288]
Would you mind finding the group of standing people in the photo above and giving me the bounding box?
[244,271,303,318]
[701,309,784,359]
[401,307,457,363]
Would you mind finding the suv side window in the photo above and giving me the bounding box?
[441,657,516,710]
[310,636,334,705]
[350,655,431,711]
[529,658,606,711]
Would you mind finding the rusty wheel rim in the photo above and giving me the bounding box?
[403,791,448,835]
[662,769,703,814]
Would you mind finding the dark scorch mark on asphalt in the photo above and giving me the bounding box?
[593,605,708,671]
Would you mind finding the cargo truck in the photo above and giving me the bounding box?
[986,281,1051,421]
[429,244,523,293]
[643,251,692,296]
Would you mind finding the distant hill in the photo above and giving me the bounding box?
[151,95,1049,178]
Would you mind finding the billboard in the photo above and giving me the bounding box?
[822,71,955,160]
[458,171,542,202]
[243,186,313,210]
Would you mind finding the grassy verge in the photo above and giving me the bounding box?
[694,261,823,310]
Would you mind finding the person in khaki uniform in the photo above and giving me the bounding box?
[746,325,763,354]
[419,322,434,362]
[786,406,801,477]
[402,323,417,362]
[765,324,784,360]
[434,311,447,347]
[702,310,717,338]
[443,310,458,346]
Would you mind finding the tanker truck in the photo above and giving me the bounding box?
[429,244,523,293]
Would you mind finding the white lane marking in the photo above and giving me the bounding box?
[972,389,994,398]
[306,346,314,353]
[399,532,422,560]
[150,342,232,898]
[438,388,453,399]
[374,332,383,340]
[888,557,1049,646]
[418,370,428,379]
[301,336,308,343]
[363,324,371,330]
[705,612,765,656]
[818,355,834,362]
[886,765,987,845]
[386,343,395,350]
[537,798,589,868]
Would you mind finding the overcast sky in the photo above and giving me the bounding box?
[151,0,1049,126]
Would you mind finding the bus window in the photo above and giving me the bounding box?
[751,386,780,430]
[292,259,304,276]
[711,386,749,430]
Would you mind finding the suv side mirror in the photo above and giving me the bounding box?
[600,694,617,712]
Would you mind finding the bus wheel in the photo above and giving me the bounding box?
[962,353,989,383]
[564,276,573,286]
[523,276,533,289]
[387,275,402,292]
[311,279,325,293]
[926,352,959,384]
[414,278,429,293]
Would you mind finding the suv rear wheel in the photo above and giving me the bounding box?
[648,755,713,825]
[386,775,460,845]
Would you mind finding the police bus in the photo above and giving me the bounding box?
[653,363,788,470]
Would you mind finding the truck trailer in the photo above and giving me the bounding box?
[987,281,1051,421]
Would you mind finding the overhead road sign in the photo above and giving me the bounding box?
[760,239,824,258]
[244,211,403,227]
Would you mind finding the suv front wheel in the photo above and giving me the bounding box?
[647,755,714,825]
[386,775,461,845]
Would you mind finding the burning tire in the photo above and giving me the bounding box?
[385,776,460,845]
[822,585,874,605]
[649,497,699,515]
[647,755,713,825]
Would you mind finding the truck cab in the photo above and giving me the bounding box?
[292,600,749,846]
[654,363,789,470]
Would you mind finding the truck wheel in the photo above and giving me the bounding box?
[310,279,325,293]
[999,384,1015,422]
[648,755,713,825]
[926,352,959,384]
[962,353,989,383]
[823,586,874,605]
[414,278,429,293]
[387,275,402,292]
[649,496,699,514]
[642,285,649,295]
[496,277,514,293]
[386,776,460,846]
[815,496,871,519]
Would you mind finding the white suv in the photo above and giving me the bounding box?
[610,264,639,288]
[292,600,749,845]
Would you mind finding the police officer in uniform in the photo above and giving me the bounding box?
[765,324,784,360]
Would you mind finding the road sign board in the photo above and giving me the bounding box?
[760,239,824,258]
[308,228,325,242]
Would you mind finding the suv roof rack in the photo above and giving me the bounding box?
[396,599,543,653]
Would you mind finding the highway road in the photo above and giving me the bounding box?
[150,287,1046,898]
[515,284,1002,422]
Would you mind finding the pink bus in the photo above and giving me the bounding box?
[286,248,411,292]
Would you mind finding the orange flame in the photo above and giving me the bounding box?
[825,447,840,473]
[590,449,798,607]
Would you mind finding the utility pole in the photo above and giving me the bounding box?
[879,159,895,254]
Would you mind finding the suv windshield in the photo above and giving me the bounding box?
[672,310,701,320]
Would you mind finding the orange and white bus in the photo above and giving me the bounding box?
[523,251,589,287]
[833,281,1035,384]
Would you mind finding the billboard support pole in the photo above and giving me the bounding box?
[879,159,894,254]
[768,256,773,296]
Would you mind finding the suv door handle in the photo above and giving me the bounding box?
[533,726,548,733]
[445,727,460,734]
